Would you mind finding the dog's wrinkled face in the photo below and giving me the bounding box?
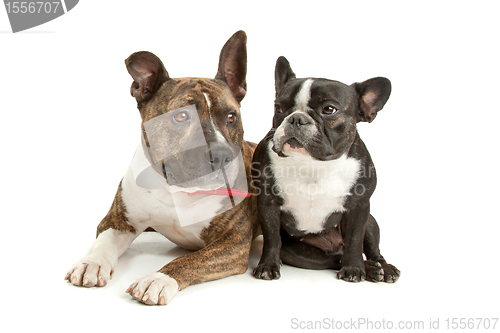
[125,31,248,190]
[272,78,358,161]
[272,56,391,161]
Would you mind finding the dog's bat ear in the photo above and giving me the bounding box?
[215,30,247,103]
[275,56,296,97]
[352,77,391,123]
[125,51,170,105]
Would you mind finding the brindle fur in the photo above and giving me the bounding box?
[96,180,136,236]
[97,141,258,290]
[90,31,259,294]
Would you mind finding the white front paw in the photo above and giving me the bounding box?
[127,272,179,305]
[65,255,114,287]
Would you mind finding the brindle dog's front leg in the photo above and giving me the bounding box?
[127,218,253,305]
[338,202,370,282]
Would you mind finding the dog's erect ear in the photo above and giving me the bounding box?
[275,56,296,97]
[352,77,391,123]
[215,30,247,103]
[125,51,170,105]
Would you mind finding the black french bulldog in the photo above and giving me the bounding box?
[252,56,400,283]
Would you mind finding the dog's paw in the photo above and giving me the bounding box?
[365,260,384,282]
[65,256,114,287]
[253,263,281,280]
[338,265,366,282]
[126,272,179,306]
[381,263,400,283]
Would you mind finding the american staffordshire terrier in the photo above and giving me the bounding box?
[252,56,400,283]
[65,31,259,305]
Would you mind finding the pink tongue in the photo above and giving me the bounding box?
[283,143,309,155]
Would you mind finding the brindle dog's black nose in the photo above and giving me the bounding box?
[205,144,234,170]
[288,112,311,127]
[161,159,179,185]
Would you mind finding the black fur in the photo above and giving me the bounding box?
[252,56,399,283]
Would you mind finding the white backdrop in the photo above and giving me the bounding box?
[1,1,499,332]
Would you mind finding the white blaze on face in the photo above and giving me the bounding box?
[273,79,317,155]
[203,92,226,143]
[294,79,314,111]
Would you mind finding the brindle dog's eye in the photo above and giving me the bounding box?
[227,111,237,124]
[173,111,189,123]
[322,105,338,115]
[275,105,283,114]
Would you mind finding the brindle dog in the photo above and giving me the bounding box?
[66,31,259,305]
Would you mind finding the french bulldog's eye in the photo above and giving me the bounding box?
[173,111,189,123]
[227,111,237,124]
[322,105,338,115]
[275,105,283,114]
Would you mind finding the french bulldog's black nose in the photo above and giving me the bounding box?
[205,144,234,170]
[288,113,311,127]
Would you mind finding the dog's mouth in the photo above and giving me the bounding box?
[273,136,310,157]
[148,140,240,186]
[285,138,304,149]
[167,168,229,192]
[162,146,245,194]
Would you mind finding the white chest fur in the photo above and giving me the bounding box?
[268,142,361,234]
[121,166,216,250]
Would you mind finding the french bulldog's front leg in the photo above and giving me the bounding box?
[363,214,400,283]
[253,203,282,280]
[338,203,370,282]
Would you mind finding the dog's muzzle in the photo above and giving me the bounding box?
[159,142,238,188]
[272,111,317,156]
[130,104,249,226]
